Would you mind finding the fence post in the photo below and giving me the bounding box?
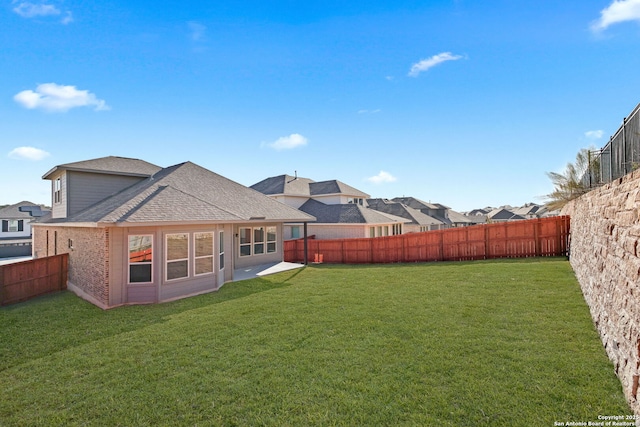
[484,226,490,260]
[535,219,541,257]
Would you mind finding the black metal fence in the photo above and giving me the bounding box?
[582,103,640,188]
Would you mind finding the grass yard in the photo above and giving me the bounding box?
[0,258,631,426]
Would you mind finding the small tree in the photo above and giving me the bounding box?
[544,147,600,210]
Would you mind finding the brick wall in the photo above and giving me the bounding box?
[562,169,640,414]
[33,226,109,307]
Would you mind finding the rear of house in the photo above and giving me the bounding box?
[33,157,314,308]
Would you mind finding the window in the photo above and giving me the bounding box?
[392,224,402,235]
[2,220,23,233]
[219,231,225,270]
[194,232,214,276]
[240,226,277,256]
[239,227,252,256]
[370,227,375,238]
[129,235,153,283]
[54,178,61,204]
[266,226,277,253]
[254,227,265,255]
[291,226,300,239]
[383,226,389,236]
[166,233,189,281]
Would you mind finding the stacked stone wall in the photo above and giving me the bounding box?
[32,226,109,306]
[562,169,640,414]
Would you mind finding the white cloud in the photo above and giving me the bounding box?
[188,21,206,41]
[12,2,73,24]
[266,133,308,150]
[408,52,463,77]
[12,2,60,18]
[61,11,73,24]
[366,171,397,184]
[8,146,51,161]
[357,109,381,114]
[14,83,110,113]
[585,130,604,139]
[591,0,640,31]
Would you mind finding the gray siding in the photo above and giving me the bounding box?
[51,172,68,219]
[67,171,145,217]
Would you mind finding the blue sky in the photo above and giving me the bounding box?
[3,0,640,211]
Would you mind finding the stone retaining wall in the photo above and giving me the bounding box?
[562,169,640,414]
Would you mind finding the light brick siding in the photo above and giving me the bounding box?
[33,226,109,306]
[562,169,640,414]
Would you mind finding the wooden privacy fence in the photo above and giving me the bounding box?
[0,254,68,306]
[284,216,570,264]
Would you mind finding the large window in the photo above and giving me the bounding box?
[194,232,214,276]
[291,226,300,239]
[239,228,252,256]
[240,226,277,256]
[166,233,189,281]
[129,235,153,283]
[267,226,277,253]
[254,227,265,255]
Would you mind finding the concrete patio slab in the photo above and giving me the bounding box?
[234,261,305,282]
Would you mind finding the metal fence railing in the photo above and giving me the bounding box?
[582,103,640,188]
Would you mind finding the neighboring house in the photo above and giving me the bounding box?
[366,198,444,232]
[486,208,525,223]
[250,174,370,209]
[0,201,48,240]
[391,197,473,228]
[512,203,553,219]
[251,174,403,239]
[296,198,408,239]
[0,201,49,258]
[32,156,314,309]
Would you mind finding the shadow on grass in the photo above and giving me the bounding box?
[0,267,302,371]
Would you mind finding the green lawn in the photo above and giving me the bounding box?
[0,258,631,426]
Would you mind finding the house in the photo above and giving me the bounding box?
[391,197,473,228]
[251,174,406,239]
[366,198,444,232]
[296,198,408,239]
[486,208,525,222]
[32,156,314,309]
[0,201,49,258]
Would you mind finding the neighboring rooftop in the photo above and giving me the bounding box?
[366,198,444,227]
[0,201,50,219]
[299,199,407,225]
[251,174,370,198]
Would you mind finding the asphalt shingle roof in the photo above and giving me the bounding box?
[250,175,315,196]
[0,201,48,219]
[251,175,369,198]
[298,199,407,224]
[44,162,315,224]
[366,199,443,226]
[42,156,162,179]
